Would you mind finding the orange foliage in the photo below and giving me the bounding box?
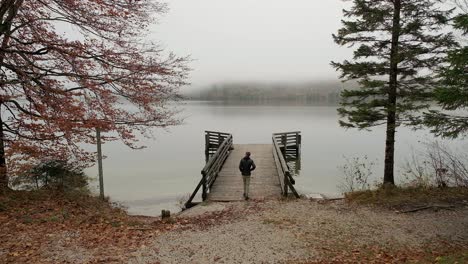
[0,0,189,176]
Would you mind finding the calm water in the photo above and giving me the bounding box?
[85,101,467,216]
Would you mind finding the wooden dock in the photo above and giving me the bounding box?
[185,131,301,208]
[208,144,281,201]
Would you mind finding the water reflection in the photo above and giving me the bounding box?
[194,99,339,107]
[84,100,467,216]
[287,157,301,177]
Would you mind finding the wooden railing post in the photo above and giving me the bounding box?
[284,174,288,196]
[294,133,298,156]
[185,171,207,209]
[297,133,301,156]
[220,134,225,150]
[187,132,233,207]
[202,172,207,201]
[205,132,210,155]
[282,134,287,156]
[273,132,301,198]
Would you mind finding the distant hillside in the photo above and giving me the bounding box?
[184,81,356,105]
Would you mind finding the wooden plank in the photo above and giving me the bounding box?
[272,141,285,194]
[189,131,232,205]
[272,133,300,197]
[273,131,301,135]
[205,131,231,136]
[208,144,282,201]
[202,135,232,173]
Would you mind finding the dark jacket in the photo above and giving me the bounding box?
[239,157,256,176]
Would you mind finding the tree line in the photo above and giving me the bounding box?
[186,81,347,104]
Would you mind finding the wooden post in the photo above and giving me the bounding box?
[282,134,287,156]
[294,133,299,157]
[297,134,302,157]
[161,210,171,219]
[96,127,104,200]
[205,132,210,157]
[284,174,288,197]
[218,133,222,149]
[295,156,301,175]
[202,172,207,201]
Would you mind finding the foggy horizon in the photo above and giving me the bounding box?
[182,78,348,92]
[152,0,354,89]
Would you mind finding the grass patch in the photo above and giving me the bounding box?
[434,250,468,263]
[345,186,468,209]
[262,218,281,225]
[262,217,296,226]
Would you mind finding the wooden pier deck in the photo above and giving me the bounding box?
[208,144,281,201]
[185,131,301,208]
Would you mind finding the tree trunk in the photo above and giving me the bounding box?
[384,0,402,185]
[0,109,7,190]
[0,0,24,191]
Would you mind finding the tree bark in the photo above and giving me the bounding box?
[384,0,402,185]
[0,107,7,190]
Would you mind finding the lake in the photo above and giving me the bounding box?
[85,101,467,216]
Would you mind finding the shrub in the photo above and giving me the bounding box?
[12,160,89,192]
[402,142,468,188]
[338,155,376,193]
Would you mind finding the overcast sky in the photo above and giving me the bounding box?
[151,0,353,88]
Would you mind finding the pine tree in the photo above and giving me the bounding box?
[420,2,468,138]
[332,0,457,185]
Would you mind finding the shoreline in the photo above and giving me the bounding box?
[133,198,468,263]
[2,189,467,263]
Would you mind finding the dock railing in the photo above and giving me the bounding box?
[272,132,301,198]
[185,131,233,208]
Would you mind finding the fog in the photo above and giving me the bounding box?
[151,0,354,89]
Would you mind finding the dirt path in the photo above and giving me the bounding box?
[130,199,468,263]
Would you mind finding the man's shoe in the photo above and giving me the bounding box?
[245,196,249,200]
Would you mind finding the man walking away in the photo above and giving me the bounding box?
[239,152,256,200]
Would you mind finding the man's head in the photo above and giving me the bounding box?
[245,152,251,157]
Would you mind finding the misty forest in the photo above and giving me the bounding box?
[0,0,467,263]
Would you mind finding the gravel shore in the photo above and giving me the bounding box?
[130,199,468,263]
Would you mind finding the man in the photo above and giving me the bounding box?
[239,151,256,200]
